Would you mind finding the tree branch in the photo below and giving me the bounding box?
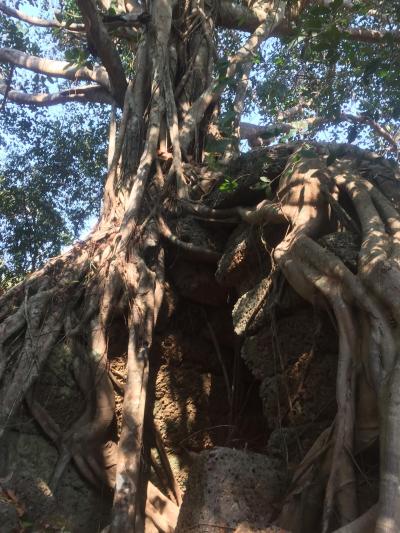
[340,26,400,44]
[0,65,14,112]
[239,113,398,151]
[76,0,128,106]
[0,1,85,31]
[217,0,400,44]
[0,81,114,106]
[216,1,265,33]
[0,1,61,28]
[341,113,398,151]
[275,25,400,45]
[239,121,292,143]
[0,48,110,89]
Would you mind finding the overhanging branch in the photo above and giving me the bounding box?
[76,0,128,106]
[217,0,400,45]
[239,113,398,151]
[0,1,85,31]
[239,121,291,142]
[0,48,110,89]
[0,81,114,106]
[272,24,400,45]
[341,27,400,44]
[216,1,265,32]
[341,113,398,151]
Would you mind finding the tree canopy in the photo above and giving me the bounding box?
[1,1,399,287]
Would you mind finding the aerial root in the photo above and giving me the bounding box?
[0,234,118,440]
[322,302,357,532]
[272,150,400,532]
[111,224,166,531]
[332,504,378,533]
[157,214,221,263]
[272,153,381,531]
[332,168,400,532]
[375,358,400,533]
[26,384,105,490]
[25,369,179,532]
[180,197,285,225]
[0,293,64,439]
[25,350,115,492]
[3,145,400,532]
[154,421,183,507]
[278,425,334,530]
[275,243,359,531]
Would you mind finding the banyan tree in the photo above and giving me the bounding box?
[1,0,400,531]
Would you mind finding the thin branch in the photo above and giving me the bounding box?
[0,81,114,106]
[341,26,400,44]
[0,2,149,34]
[0,1,83,29]
[0,65,14,112]
[341,113,398,151]
[239,113,398,151]
[0,48,110,89]
[76,0,128,106]
[216,0,400,44]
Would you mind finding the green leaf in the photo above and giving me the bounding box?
[64,47,83,63]
[377,68,390,79]
[273,56,285,67]
[219,178,238,192]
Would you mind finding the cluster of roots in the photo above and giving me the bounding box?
[1,139,400,533]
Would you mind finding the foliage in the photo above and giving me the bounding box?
[0,103,108,287]
[252,1,400,153]
[219,176,238,192]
